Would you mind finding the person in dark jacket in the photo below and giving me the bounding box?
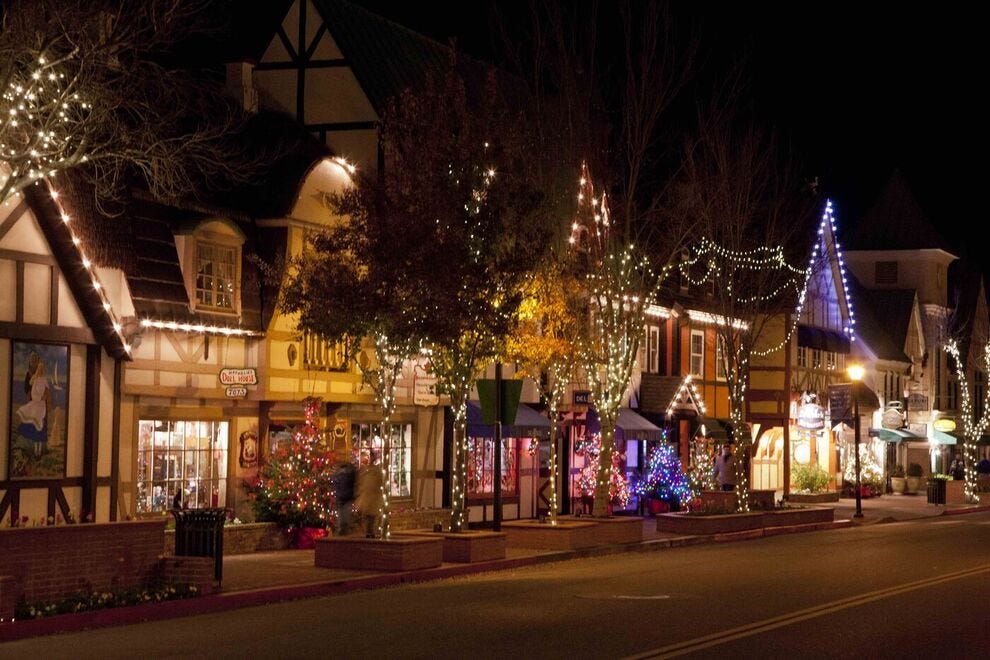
[332,457,357,535]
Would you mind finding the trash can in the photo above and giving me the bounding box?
[171,508,228,583]
[926,479,946,506]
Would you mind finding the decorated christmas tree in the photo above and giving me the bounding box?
[576,435,630,508]
[687,449,718,497]
[843,444,884,491]
[250,399,337,530]
[634,443,692,506]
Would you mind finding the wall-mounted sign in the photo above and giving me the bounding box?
[238,430,258,468]
[797,402,825,430]
[414,376,439,406]
[827,384,853,425]
[907,393,929,412]
[933,418,956,432]
[219,368,258,386]
[881,406,905,429]
[573,390,592,405]
[225,386,248,398]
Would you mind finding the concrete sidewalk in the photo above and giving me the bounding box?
[4,497,988,643]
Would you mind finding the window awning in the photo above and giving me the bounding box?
[466,402,549,439]
[874,428,926,443]
[798,325,851,354]
[931,430,961,445]
[584,408,663,441]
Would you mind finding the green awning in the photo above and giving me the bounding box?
[932,430,960,445]
[875,428,926,443]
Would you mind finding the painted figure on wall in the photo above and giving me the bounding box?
[8,342,69,479]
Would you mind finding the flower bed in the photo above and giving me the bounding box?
[14,584,199,621]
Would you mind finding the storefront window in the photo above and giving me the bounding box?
[467,437,517,498]
[137,420,228,513]
[351,423,412,498]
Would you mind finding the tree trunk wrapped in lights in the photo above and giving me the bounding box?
[945,339,990,504]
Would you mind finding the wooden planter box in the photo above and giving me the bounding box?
[658,506,833,535]
[502,520,599,550]
[788,492,840,504]
[314,536,443,571]
[394,530,506,563]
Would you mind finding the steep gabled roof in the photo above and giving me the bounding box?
[847,273,916,363]
[846,170,954,253]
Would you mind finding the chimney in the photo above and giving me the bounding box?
[225,61,258,113]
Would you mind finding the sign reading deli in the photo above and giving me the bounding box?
[219,368,258,386]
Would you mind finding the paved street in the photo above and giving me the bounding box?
[4,510,989,659]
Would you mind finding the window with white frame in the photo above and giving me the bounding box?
[797,346,807,368]
[646,325,660,374]
[690,329,704,377]
[351,423,412,498]
[136,419,228,513]
[196,241,237,310]
[812,349,822,370]
[716,335,727,380]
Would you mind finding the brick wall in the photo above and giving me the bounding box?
[0,575,15,622]
[0,520,166,604]
[314,536,443,571]
[164,523,290,556]
[156,556,218,596]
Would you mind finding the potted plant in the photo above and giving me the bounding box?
[906,462,924,494]
[890,464,906,494]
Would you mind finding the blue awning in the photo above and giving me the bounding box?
[931,430,960,445]
[584,408,663,441]
[874,428,927,443]
[466,401,550,439]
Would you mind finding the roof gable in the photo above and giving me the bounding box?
[847,170,955,253]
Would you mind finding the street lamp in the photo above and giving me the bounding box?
[847,364,865,519]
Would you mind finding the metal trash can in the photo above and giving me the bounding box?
[926,479,946,506]
[171,508,228,583]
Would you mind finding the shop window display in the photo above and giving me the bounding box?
[467,437,517,498]
[351,423,412,498]
[137,420,228,513]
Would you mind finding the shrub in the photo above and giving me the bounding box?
[907,462,924,477]
[793,463,830,493]
[890,464,905,478]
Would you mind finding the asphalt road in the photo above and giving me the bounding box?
[4,513,990,659]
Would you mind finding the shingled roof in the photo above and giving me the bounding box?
[847,273,916,363]
[846,170,954,253]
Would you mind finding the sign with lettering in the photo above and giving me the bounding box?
[881,405,906,429]
[933,418,956,432]
[827,384,853,426]
[797,402,825,430]
[219,368,258,386]
[414,375,439,406]
[573,390,592,405]
[907,393,929,412]
[225,386,248,398]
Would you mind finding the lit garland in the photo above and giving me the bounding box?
[665,374,708,418]
[944,339,990,503]
[140,319,263,337]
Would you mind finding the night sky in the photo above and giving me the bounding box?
[355,2,984,266]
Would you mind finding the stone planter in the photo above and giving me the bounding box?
[788,491,840,504]
[394,530,506,563]
[502,519,599,550]
[314,536,443,571]
[890,477,906,494]
[583,516,645,545]
[657,506,833,535]
[906,476,923,493]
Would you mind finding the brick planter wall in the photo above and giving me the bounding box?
[314,536,443,571]
[559,516,644,545]
[394,531,506,563]
[0,520,166,605]
[1,575,15,622]
[762,507,833,527]
[501,520,599,550]
[788,492,840,504]
[390,509,453,531]
[658,507,834,535]
[164,523,290,556]
[156,556,218,595]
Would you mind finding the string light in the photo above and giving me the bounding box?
[665,374,708,418]
[139,319,263,337]
[944,339,990,503]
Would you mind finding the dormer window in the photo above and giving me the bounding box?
[176,218,245,316]
[196,241,237,310]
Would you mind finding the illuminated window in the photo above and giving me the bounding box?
[646,325,660,374]
[812,349,822,369]
[351,423,412,498]
[195,241,237,310]
[716,335,727,380]
[690,330,704,377]
[136,420,228,513]
[467,437,517,498]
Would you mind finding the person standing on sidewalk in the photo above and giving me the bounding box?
[715,444,737,492]
[356,450,384,538]
[332,456,357,535]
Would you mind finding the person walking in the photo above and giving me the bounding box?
[715,444,737,492]
[356,451,384,538]
[332,456,357,535]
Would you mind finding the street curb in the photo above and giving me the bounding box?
[940,504,990,516]
[0,514,902,642]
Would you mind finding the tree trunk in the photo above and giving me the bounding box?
[593,418,617,517]
[729,395,750,512]
[547,404,559,526]
[964,441,981,504]
[450,396,469,532]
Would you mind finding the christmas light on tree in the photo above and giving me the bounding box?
[576,434,630,509]
[944,338,990,503]
[634,444,692,507]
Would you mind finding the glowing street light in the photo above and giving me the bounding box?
[847,363,865,519]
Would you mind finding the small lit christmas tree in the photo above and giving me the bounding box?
[250,398,337,530]
[634,444,692,506]
[687,449,717,497]
[843,443,884,491]
[576,435,630,508]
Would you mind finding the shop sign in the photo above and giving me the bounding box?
[238,430,258,468]
[797,402,825,430]
[219,367,258,386]
[414,375,438,406]
[827,384,853,425]
[933,418,956,432]
[907,393,929,411]
[573,390,592,405]
[225,386,248,398]
[881,405,905,429]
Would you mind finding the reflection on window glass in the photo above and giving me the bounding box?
[137,419,228,513]
[466,437,517,498]
[351,423,412,498]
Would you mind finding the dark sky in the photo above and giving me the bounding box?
[355,2,984,265]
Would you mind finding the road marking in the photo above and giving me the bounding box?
[625,563,990,659]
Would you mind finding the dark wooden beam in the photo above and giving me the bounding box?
[306,120,377,132]
[82,344,101,519]
[110,359,122,521]
[0,199,29,241]
[0,248,57,265]
[255,59,347,71]
[15,260,23,323]
[0,477,84,488]
[49,264,59,325]
[0,321,96,344]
